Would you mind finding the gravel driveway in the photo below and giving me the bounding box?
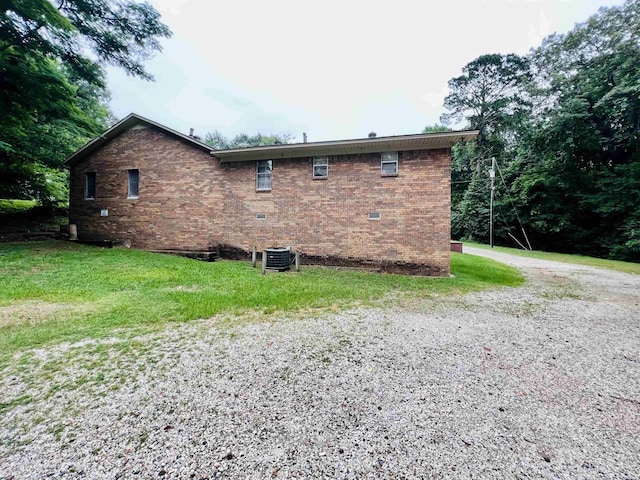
[1,249,639,479]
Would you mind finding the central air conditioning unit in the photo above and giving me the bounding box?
[264,247,291,271]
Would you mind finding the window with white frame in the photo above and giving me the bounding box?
[313,156,328,179]
[381,152,398,176]
[256,160,272,191]
[127,169,139,198]
[85,172,96,199]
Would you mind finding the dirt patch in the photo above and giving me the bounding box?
[164,285,201,292]
[0,300,83,328]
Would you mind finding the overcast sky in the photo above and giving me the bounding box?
[106,0,624,142]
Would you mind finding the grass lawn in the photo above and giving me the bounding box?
[0,199,37,215]
[0,240,523,363]
[465,242,640,275]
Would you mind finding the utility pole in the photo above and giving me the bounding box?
[489,157,496,248]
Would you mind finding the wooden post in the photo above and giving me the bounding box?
[294,251,300,272]
[251,246,257,268]
[261,250,267,274]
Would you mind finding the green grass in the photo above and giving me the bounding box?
[0,240,523,362]
[465,242,640,275]
[0,198,68,234]
[0,199,37,216]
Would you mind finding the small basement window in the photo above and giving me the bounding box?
[381,152,398,176]
[256,160,272,191]
[128,169,139,198]
[256,213,266,220]
[85,172,96,200]
[368,212,381,220]
[313,156,328,179]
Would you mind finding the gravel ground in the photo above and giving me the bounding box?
[1,250,639,479]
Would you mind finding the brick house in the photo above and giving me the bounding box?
[65,113,477,276]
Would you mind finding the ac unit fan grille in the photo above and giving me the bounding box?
[264,247,291,270]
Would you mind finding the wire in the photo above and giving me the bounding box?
[494,158,533,250]
[451,180,473,184]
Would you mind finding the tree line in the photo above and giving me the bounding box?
[438,0,639,261]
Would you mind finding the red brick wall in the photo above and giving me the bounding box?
[220,150,451,274]
[69,125,224,251]
[69,125,451,275]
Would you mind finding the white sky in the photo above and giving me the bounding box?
[106,0,624,142]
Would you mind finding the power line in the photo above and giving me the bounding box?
[494,158,532,250]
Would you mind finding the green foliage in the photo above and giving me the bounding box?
[0,0,171,203]
[0,52,110,202]
[588,162,640,260]
[0,199,36,215]
[450,140,479,239]
[0,241,523,361]
[444,1,640,261]
[453,172,490,243]
[422,124,451,134]
[205,130,294,149]
[441,53,531,159]
[440,53,532,242]
[0,199,68,234]
[1,0,171,84]
[514,0,640,259]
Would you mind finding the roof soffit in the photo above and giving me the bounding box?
[212,131,479,162]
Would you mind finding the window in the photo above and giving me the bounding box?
[256,160,272,191]
[128,169,139,198]
[381,152,398,176]
[85,172,96,199]
[313,156,328,179]
[256,213,266,220]
[368,212,381,220]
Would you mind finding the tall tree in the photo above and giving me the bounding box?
[440,1,640,260]
[512,0,640,258]
[1,0,171,83]
[1,0,171,202]
[440,53,532,242]
[441,53,532,171]
[0,51,111,202]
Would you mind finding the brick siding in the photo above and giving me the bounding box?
[69,125,224,251]
[69,125,452,275]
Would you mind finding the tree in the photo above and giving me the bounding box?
[422,124,451,134]
[441,54,532,170]
[205,131,294,149]
[440,54,532,241]
[453,169,490,243]
[512,0,640,259]
[0,51,112,203]
[1,0,171,84]
[441,1,640,259]
[1,0,171,202]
